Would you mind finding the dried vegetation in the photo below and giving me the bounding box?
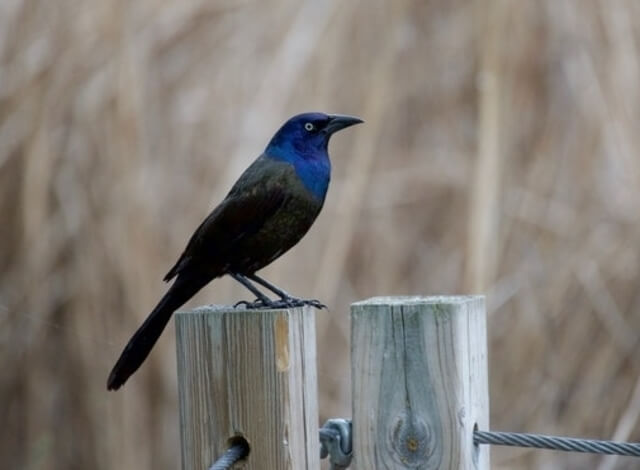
[2,1,640,468]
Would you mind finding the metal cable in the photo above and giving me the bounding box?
[474,430,640,457]
[209,441,250,470]
[206,426,640,469]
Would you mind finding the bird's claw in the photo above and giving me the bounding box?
[300,298,327,309]
[234,298,266,309]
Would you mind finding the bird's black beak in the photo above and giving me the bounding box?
[324,114,364,135]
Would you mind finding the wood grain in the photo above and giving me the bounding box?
[351,296,489,470]
[175,305,320,470]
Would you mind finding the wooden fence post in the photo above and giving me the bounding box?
[175,305,320,470]
[351,296,489,469]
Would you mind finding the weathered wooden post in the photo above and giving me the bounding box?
[351,296,489,469]
[175,305,320,470]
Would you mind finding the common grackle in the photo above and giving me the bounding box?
[107,112,362,390]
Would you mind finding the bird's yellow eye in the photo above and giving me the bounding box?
[304,122,314,132]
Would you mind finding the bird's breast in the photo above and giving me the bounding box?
[293,160,330,201]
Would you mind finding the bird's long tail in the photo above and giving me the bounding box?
[107,275,207,390]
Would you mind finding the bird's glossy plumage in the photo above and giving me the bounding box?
[107,112,362,390]
[165,156,323,280]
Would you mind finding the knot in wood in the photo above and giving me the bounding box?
[389,411,435,467]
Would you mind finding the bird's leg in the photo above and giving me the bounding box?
[246,273,326,309]
[229,273,274,309]
[231,273,303,309]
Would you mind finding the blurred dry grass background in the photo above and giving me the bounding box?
[2,0,640,468]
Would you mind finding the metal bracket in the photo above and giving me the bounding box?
[319,418,353,470]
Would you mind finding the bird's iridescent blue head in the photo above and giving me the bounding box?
[265,112,363,199]
[266,112,363,157]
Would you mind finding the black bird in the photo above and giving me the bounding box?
[107,112,362,390]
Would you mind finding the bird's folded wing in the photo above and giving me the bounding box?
[163,181,289,282]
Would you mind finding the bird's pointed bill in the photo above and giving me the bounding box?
[324,114,364,134]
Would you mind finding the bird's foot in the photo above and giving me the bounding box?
[278,296,327,310]
[234,298,265,309]
[234,297,326,310]
[282,297,327,310]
